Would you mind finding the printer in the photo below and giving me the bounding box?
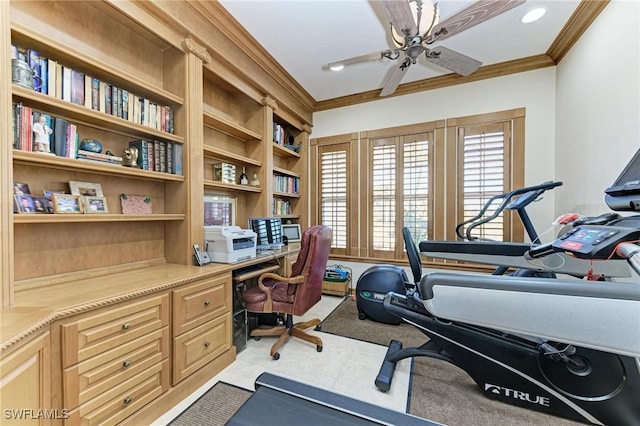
[204,226,257,263]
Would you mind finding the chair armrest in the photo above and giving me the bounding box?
[257,273,306,312]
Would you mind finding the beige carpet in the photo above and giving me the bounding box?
[319,297,584,426]
[168,382,251,426]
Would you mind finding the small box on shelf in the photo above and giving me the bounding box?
[213,162,236,184]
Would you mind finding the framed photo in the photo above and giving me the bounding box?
[84,196,108,214]
[13,182,31,195]
[52,194,83,214]
[69,181,103,197]
[15,195,36,213]
[43,189,65,198]
[204,195,236,226]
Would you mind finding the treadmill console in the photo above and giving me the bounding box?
[552,225,640,259]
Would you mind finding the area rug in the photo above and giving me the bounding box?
[168,381,251,426]
[319,297,582,426]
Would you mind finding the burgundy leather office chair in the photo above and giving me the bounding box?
[243,225,332,360]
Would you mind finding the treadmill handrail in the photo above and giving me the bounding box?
[457,181,563,241]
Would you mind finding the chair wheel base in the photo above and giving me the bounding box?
[317,345,323,352]
[273,352,280,360]
[314,325,322,331]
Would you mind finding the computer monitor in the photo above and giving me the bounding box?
[282,223,302,243]
[248,217,283,250]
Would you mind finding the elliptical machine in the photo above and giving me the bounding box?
[356,181,563,324]
[374,150,640,425]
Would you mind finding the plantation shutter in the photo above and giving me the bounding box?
[319,145,348,251]
[403,136,430,244]
[371,140,396,256]
[458,123,510,241]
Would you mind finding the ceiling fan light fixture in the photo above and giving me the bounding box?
[329,64,344,72]
[521,8,546,24]
[391,0,438,47]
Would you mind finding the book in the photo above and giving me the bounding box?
[84,75,92,108]
[55,63,63,100]
[47,58,57,97]
[173,143,183,175]
[166,141,173,174]
[129,139,151,170]
[91,78,100,111]
[20,105,32,151]
[99,81,108,112]
[12,102,22,149]
[153,139,160,171]
[121,90,129,120]
[40,57,48,95]
[70,69,85,106]
[27,49,42,92]
[61,66,72,102]
[105,83,112,115]
[52,117,68,157]
[77,149,123,162]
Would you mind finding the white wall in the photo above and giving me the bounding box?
[313,65,559,232]
[555,0,640,217]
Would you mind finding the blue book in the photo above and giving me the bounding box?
[173,143,183,175]
[40,57,48,95]
[27,49,42,92]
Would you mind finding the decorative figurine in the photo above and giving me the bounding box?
[122,147,139,167]
[250,172,260,187]
[239,167,249,185]
[32,115,53,153]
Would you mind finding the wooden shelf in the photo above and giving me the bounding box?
[13,150,185,182]
[11,24,184,107]
[203,108,262,142]
[273,167,300,179]
[273,191,300,198]
[273,144,301,158]
[203,180,262,193]
[203,146,262,167]
[13,87,184,144]
[13,214,184,224]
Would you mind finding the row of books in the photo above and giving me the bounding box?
[13,102,78,159]
[129,139,183,175]
[272,198,292,216]
[12,45,175,134]
[273,174,300,195]
[12,102,183,174]
[273,123,294,146]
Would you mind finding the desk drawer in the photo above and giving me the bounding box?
[63,327,169,409]
[61,294,169,368]
[173,274,230,335]
[173,314,231,384]
[65,358,169,426]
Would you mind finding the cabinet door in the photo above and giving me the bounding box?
[0,332,52,426]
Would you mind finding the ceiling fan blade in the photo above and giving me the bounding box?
[381,0,417,38]
[432,0,526,41]
[326,51,386,69]
[425,46,482,76]
[380,60,410,96]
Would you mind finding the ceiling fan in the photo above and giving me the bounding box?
[327,0,526,97]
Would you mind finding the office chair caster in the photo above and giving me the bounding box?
[317,345,323,352]
[273,352,280,360]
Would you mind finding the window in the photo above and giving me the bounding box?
[314,141,351,254]
[311,109,524,264]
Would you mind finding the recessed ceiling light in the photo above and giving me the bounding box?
[329,64,344,72]
[521,8,546,24]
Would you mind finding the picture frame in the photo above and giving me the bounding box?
[32,196,50,214]
[43,189,65,198]
[84,196,108,214]
[204,195,236,226]
[52,194,83,214]
[15,195,37,213]
[13,182,31,195]
[69,181,104,197]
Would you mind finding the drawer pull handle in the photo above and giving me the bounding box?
[122,323,131,330]
[204,300,211,307]
[204,341,211,348]
[123,396,132,405]
[123,359,132,368]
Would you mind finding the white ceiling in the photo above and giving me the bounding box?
[219,0,581,102]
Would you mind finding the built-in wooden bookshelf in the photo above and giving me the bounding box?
[9,1,188,289]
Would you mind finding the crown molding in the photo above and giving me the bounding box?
[314,0,609,112]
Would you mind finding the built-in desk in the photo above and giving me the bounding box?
[0,246,300,425]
